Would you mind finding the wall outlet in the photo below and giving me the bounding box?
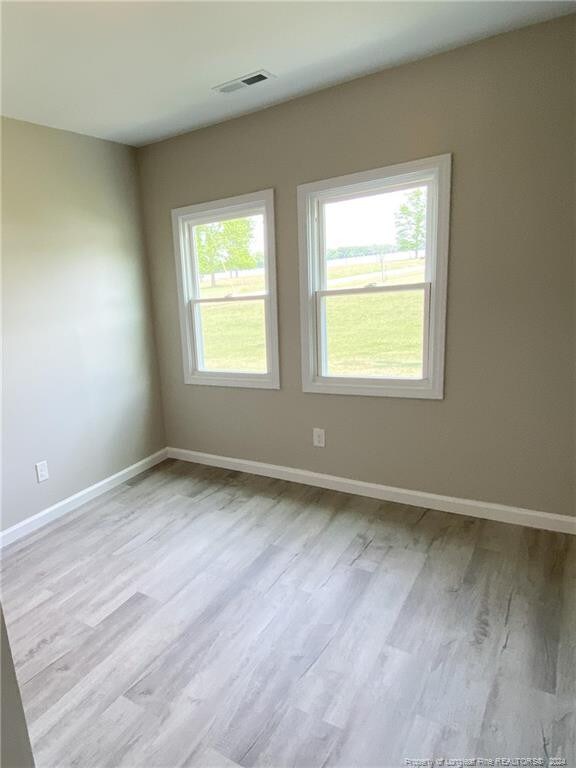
[35,460,49,483]
[313,427,325,448]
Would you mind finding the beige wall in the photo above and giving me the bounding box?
[2,118,165,531]
[1,608,35,767]
[138,16,575,517]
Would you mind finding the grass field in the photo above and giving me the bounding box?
[199,300,267,373]
[198,256,425,377]
[324,290,424,377]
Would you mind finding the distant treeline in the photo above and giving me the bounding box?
[326,244,397,260]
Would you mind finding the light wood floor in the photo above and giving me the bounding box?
[1,460,574,767]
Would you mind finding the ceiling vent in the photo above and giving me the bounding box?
[213,70,274,95]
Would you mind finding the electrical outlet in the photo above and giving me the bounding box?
[35,460,49,483]
[313,428,325,448]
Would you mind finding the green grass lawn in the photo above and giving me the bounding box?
[325,256,424,287]
[325,290,424,378]
[199,301,267,373]
[199,284,425,378]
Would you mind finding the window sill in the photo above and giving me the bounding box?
[184,372,280,390]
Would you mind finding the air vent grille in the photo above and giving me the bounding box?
[213,70,274,95]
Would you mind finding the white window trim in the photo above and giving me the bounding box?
[172,189,279,389]
[297,154,451,399]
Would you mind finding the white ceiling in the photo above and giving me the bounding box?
[2,1,574,147]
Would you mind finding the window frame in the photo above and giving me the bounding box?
[297,154,451,399]
[172,189,279,389]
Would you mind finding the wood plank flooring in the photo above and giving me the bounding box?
[1,459,574,767]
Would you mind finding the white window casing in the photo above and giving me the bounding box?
[172,189,279,389]
[297,154,451,398]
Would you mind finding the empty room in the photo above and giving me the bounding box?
[1,2,575,766]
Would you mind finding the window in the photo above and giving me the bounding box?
[298,155,451,398]
[172,190,279,388]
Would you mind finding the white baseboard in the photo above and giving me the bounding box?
[0,449,169,548]
[167,447,576,535]
[2,445,573,548]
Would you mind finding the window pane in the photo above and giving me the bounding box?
[192,214,266,299]
[323,289,425,379]
[197,299,267,373]
[323,187,427,290]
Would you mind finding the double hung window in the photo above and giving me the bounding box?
[172,190,279,388]
[297,155,451,398]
